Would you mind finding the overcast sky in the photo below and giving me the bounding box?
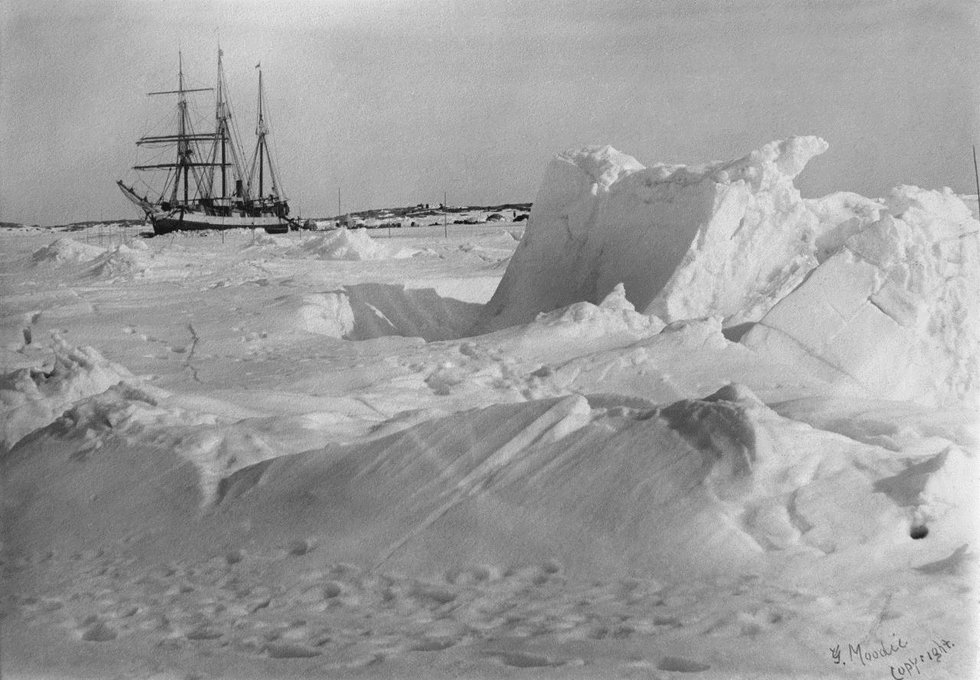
[1,0,977,225]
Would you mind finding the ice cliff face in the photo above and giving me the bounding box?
[478,138,979,407]
[477,136,828,332]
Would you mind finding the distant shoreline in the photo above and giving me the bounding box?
[0,201,535,231]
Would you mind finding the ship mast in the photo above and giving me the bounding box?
[209,48,251,206]
[137,52,215,208]
[258,67,265,197]
[177,51,188,206]
[217,50,226,199]
[248,63,282,204]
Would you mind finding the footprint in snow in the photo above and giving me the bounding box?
[488,651,579,668]
[285,538,312,556]
[184,625,223,641]
[264,642,321,658]
[410,583,457,607]
[20,596,64,615]
[408,637,456,652]
[657,656,712,673]
[445,564,501,586]
[79,618,117,642]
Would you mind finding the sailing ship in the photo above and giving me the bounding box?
[117,50,300,235]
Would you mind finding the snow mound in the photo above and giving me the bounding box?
[86,241,150,278]
[0,337,135,452]
[534,283,664,332]
[477,283,667,364]
[743,186,980,406]
[478,136,828,332]
[30,237,105,265]
[290,283,483,341]
[244,233,292,248]
[24,384,960,581]
[292,228,404,261]
[31,236,150,278]
[9,381,370,509]
[54,382,217,437]
[294,292,357,338]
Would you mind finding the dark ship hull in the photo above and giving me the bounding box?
[118,183,296,234]
[149,211,293,235]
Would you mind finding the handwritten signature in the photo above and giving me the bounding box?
[831,635,908,666]
[829,636,954,677]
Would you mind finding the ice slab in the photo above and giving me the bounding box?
[478,137,828,332]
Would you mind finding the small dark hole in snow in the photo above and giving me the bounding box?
[910,525,928,540]
[287,539,310,556]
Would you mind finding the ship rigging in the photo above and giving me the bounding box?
[117,50,299,235]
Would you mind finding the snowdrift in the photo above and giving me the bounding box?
[30,237,105,265]
[478,138,980,406]
[86,241,151,278]
[477,283,666,363]
[30,237,151,279]
[241,228,420,260]
[289,283,483,341]
[289,228,413,261]
[6,384,973,582]
[0,337,135,451]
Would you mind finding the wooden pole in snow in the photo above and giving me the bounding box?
[443,190,448,239]
[973,145,980,209]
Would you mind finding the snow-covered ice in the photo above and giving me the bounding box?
[479,137,830,332]
[744,185,979,406]
[1,140,977,679]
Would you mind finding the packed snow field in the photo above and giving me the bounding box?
[2,137,978,679]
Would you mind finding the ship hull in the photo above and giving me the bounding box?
[150,211,292,235]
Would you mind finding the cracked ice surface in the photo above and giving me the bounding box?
[744,186,980,406]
